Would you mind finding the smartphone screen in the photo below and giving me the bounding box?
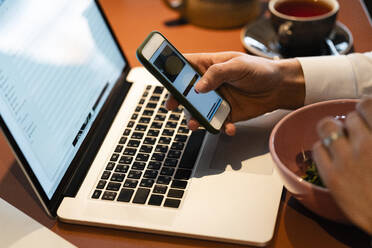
[149,41,222,121]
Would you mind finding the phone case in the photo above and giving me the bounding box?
[136,31,222,134]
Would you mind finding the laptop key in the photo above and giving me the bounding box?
[169,114,180,121]
[144,137,156,145]
[148,161,161,170]
[132,188,150,204]
[151,153,165,162]
[153,86,164,94]
[146,102,157,109]
[170,142,184,151]
[159,137,171,144]
[154,114,165,121]
[164,198,181,208]
[173,107,182,113]
[148,194,164,206]
[139,117,151,124]
[140,178,155,188]
[158,107,168,114]
[117,188,134,202]
[132,162,146,170]
[92,190,102,199]
[157,176,171,185]
[123,179,138,188]
[147,129,159,137]
[123,129,131,136]
[167,150,181,159]
[174,169,192,180]
[123,148,136,156]
[136,153,149,162]
[174,134,187,142]
[139,145,153,153]
[128,170,142,179]
[135,106,142,112]
[119,136,127,144]
[143,169,158,179]
[102,191,117,201]
[162,129,174,136]
[160,167,175,176]
[164,158,178,167]
[150,122,162,129]
[110,153,119,162]
[165,121,177,129]
[143,110,154,116]
[178,126,189,134]
[135,124,147,131]
[111,173,125,182]
[115,145,123,153]
[167,189,184,199]
[153,185,167,194]
[127,121,135,128]
[119,155,133,164]
[101,171,111,180]
[149,95,160,102]
[106,162,115,170]
[107,182,121,191]
[127,139,140,148]
[171,180,187,189]
[179,129,206,169]
[115,164,129,173]
[155,145,168,153]
[96,180,106,189]
[131,132,144,139]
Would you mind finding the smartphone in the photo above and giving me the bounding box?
[136,31,231,134]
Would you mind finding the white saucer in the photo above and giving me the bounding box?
[240,17,353,59]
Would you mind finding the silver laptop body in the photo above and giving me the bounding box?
[0,0,283,246]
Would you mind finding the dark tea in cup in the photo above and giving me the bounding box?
[269,0,339,56]
[275,0,333,18]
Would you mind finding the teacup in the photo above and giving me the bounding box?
[269,0,339,56]
[162,0,261,29]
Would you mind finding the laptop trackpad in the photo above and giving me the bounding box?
[197,111,288,175]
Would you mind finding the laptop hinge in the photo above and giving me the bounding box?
[62,75,132,198]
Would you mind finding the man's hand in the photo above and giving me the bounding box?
[166,52,305,135]
[313,97,372,235]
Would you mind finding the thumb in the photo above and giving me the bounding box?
[194,60,237,93]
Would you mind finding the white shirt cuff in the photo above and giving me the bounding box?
[298,55,357,105]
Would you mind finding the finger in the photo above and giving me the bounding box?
[165,94,179,110]
[183,109,200,131]
[188,118,200,131]
[184,52,244,74]
[312,141,334,186]
[344,111,370,145]
[356,96,372,130]
[316,117,350,160]
[223,122,236,136]
[194,58,242,93]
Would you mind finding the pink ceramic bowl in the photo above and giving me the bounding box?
[269,99,359,223]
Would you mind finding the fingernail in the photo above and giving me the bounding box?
[195,84,205,93]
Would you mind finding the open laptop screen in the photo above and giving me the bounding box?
[0,0,126,199]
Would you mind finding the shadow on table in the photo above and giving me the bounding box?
[0,160,55,228]
[284,196,371,248]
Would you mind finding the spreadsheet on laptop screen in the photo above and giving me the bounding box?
[0,0,125,198]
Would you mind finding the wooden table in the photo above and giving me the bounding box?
[1,0,371,247]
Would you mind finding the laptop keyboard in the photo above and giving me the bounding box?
[91,85,205,208]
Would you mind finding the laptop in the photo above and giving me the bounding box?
[0,0,283,246]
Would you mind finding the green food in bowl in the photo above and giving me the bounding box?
[297,150,324,187]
